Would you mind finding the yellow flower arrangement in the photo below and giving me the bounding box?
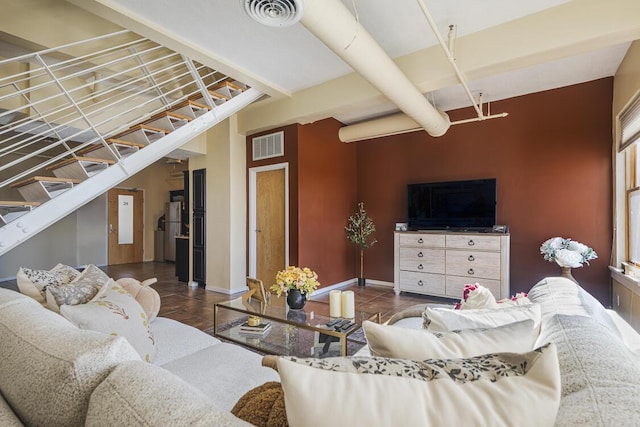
[270,266,320,297]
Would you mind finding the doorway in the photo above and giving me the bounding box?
[108,188,144,265]
[249,163,288,285]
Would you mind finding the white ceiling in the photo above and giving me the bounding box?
[75,0,634,127]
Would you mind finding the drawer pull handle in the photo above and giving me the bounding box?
[417,280,424,286]
[468,255,475,262]
[418,238,424,244]
[468,240,475,246]
[468,268,475,275]
[418,264,424,270]
[417,251,424,258]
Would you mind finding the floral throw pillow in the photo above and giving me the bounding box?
[45,264,110,312]
[16,263,80,305]
[276,344,560,427]
[60,279,157,362]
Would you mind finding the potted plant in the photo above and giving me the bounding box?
[345,202,377,286]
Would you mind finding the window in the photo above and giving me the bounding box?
[622,92,640,265]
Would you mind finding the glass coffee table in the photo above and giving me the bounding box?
[214,295,380,358]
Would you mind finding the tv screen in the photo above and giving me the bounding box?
[407,179,497,230]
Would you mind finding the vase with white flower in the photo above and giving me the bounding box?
[539,237,598,283]
[270,266,320,309]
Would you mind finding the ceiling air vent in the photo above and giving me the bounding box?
[242,0,303,27]
[252,131,284,161]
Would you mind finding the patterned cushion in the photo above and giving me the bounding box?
[0,288,140,426]
[363,319,537,359]
[423,304,542,331]
[85,361,250,426]
[45,264,110,312]
[276,344,561,427]
[16,263,80,304]
[60,280,158,362]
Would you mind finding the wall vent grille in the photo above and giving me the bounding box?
[252,131,284,160]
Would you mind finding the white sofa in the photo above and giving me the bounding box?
[379,277,640,426]
[0,287,278,426]
[2,277,640,426]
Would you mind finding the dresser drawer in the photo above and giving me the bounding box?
[399,247,445,274]
[399,271,445,295]
[399,233,445,248]
[446,235,501,251]
[446,275,501,300]
[445,251,501,279]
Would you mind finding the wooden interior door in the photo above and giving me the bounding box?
[108,188,143,265]
[255,169,286,286]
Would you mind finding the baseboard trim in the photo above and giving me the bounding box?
[205,284,245,295]
[313,278,394,295]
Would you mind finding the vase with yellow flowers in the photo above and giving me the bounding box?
[270,266,320,309]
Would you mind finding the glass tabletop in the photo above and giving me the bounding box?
[215,295,378,333]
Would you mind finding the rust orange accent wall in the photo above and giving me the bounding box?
[298,118,357,287]
[356,78,614,304]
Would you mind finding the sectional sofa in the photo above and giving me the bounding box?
[1,277,639,426]
[0,286,277,426]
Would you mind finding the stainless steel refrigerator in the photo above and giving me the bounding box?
[164,201,181,261]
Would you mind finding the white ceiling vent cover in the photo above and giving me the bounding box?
[242,0,303,27]
[252,131,284,161]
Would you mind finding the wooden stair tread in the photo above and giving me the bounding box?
[106,139,145,148]
[45,156,116,170]
[11,176,81,188]
[146,111,192,123]
[0,201,41,207]
[207,89,230,101]
[112,124,169,139]
[78,139,144,155]
[173,99,211,111]
[210,79,245,92]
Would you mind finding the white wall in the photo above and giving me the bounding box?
[190,116,247,293]
[0,194,107,280]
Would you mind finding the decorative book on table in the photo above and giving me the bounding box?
[239,321,271,335]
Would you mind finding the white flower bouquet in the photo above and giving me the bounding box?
[540,237,597,268]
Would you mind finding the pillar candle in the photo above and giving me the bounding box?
[329,290,342,317]
[341,290,355,319]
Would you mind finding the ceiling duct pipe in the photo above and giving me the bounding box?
[298,0,450,139]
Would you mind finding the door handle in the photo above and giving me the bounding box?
[109,224,114,234]
[255,229,262,233]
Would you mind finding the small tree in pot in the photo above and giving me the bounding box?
[345,202,377,286]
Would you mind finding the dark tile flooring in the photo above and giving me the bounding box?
[1,261,455,334]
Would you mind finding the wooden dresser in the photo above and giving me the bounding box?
[393,231,510,300]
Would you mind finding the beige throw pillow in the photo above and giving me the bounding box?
[116,277,161,321]
[423,304,542,332]
[364,319,537,360]
[277,344,561,427]
[60,280,157,362]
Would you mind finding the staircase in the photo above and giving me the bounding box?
[0,31,262,256]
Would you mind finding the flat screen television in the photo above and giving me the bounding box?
[407,178,497,230]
